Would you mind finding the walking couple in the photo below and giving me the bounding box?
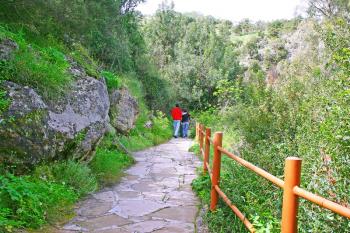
[170,104,191,138]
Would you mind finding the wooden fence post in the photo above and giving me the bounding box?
[210,132,223,211]
[199,124,204,153]
[281,157,302,233]
[204,127,211,173]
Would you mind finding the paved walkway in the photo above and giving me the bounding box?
[59,139,201,233]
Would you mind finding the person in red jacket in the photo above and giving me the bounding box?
[171,104,182,138]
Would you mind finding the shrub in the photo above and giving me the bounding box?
[0,174,77,231]
[150,111,172,144]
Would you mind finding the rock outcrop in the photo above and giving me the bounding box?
[109,88,139,134]
[0,39,111,168]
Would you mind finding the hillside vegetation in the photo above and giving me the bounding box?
[141,1,350,232]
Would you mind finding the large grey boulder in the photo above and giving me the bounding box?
[109,88,138,134]
[0,40,110,169]
[0,77,109,168]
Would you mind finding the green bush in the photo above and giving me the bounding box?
[192,144,282,232]
[0,174,77,231]
[150,111,173,144]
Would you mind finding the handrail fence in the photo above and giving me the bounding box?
[195,123,350,233]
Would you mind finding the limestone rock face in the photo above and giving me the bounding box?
[0,39,110,168]
[109,88,139,134]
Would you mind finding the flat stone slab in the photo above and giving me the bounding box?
[149,205,199,222]
[77,214,131,230]
[109,200,168,218]
[57,139,200,233]
[124,220,168,232]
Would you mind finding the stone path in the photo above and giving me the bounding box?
[59,139,201,233]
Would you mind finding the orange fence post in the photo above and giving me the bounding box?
[199,124,204,154]
[204,127,211,173]
[281,157,302,233]
[210,132,223,211]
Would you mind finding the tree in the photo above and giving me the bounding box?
[307,0,350,17]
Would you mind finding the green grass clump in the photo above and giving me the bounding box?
[34,161,98,197]
[0,25,72,100]
[70,43,99,77]
[0,174,78,232]
[89,134,134,186]
[102,70,119,90]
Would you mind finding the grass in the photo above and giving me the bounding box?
[89,133,134,186]
[0,132,134,232]
[191,137,282,233]
[0,25,72,101]
[69,43,99,78]
[102,70,120,90]
[33,161,98,197]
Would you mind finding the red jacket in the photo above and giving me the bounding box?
[171,107,182,120]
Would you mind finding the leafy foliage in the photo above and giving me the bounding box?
[142,6,243,109]
[0,1,170,110]
[191,11,350,233]
[1,0,349,232]
[0,174,77,231]
[0,0,143,72]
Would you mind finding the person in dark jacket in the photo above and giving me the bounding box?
[170,104,182,138]
[181,109,190,138]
